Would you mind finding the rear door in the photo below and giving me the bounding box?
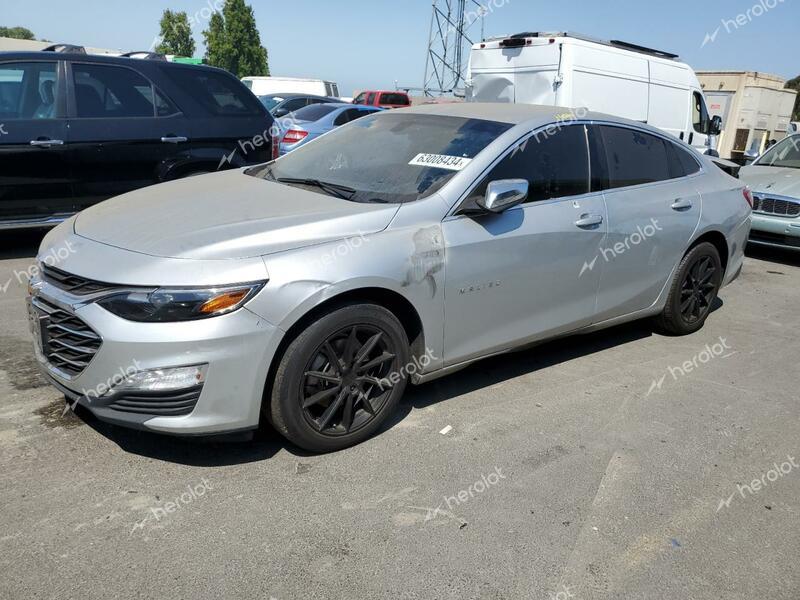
[65,61,189,209]
[161,66,274,168]
[589,125,702,322]
[0,59,73,226]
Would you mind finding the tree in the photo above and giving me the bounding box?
[202,0,269,77]
[0,26,35,40]
[787,76,800,122]
[155,10,196,57]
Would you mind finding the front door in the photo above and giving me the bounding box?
[0,59,73,225]
[442,123,608,366]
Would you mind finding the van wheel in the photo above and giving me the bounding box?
[655,242,722,336]
[268,303,410,452]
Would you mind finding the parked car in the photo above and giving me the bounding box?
[258,93,339,118]
[0,50,276,230]
[740,134,800,250]
[29,103,750,452]
[278,103,381,155]
[466,32,722,155]
[242,76,339,98]
[353,90,411,109]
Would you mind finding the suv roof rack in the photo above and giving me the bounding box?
[120,51,168,61]
[489,32,680,60]
[42,43,86,54]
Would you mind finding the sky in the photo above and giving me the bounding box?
[2,0,799,95]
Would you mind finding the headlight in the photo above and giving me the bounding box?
[97,283,264,322]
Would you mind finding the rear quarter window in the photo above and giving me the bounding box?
[598,125,672,188]
[380,93,410,106]
[164,67,264,116]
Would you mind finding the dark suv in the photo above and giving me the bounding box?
[0,51,276,230]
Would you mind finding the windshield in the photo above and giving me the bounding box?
[248,113,511,203]
[259,95,283,111]
[755,135,800,169]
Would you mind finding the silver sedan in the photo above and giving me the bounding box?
[28,103,752,452]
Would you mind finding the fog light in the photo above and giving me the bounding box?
[111,365,207,394]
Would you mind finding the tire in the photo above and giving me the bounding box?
[655,242,723,336]
[268,303,410,452]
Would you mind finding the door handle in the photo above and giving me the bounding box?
[671,198,693,211]
[575,213,603,228]
[161,136,188,144]
[30,139,64,147]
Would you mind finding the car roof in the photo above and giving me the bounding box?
[262,93,335,100]
[0,51,227,73]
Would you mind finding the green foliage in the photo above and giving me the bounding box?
[0,26,36,40]
[156,10,196,57]
[202,0,269,77]
[786,76,800,122]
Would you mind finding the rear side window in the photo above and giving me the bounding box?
[292,103,339,121]
[665,142,702,178]
[598,126,672,188]
[165,68,263,116]
[380,93,410,106]
[72,63,176,118]
[468,124,590,204]
[0,61,57,120]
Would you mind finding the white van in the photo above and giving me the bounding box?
[242,76,340,99]
[466,32,721,154]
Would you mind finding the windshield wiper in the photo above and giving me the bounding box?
[276,177,357,200]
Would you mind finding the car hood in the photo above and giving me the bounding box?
[74,169,400,260]
[739,165,800,198]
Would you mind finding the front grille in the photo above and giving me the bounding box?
[42,265,119,296]
[752,195,800,218]
[108,386,203,417]
[33,297,102,378]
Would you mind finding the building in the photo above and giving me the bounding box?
[697,71,797,161]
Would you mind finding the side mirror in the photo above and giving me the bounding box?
[273,107,290,118]
[478,179,529,213]
[743,148,760,164]
[709,115,722,136]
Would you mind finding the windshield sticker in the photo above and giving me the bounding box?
[409,153,473,171]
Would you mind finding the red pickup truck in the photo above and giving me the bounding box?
[353,90,411,109]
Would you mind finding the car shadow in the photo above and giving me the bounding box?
[77,317,663,466]
[745,244,800,268]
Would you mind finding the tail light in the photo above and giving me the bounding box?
[743,187,754,209]
[282,130,308,144]
[271,132,280,160]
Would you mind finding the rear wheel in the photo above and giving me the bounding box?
[268,303,410,452]
[656,242,723,335]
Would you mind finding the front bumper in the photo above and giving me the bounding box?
[29,281,282,435]
[749,213,800,251]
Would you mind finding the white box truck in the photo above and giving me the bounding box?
[466,32,721,155]
[242,76,340,99]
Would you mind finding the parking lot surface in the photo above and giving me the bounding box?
[1,231,798,600]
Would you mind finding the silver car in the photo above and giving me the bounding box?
[27,104,752,452]
[739,134,800,251]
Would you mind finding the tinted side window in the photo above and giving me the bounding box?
[468,124,590,205]
[381,93,410,106]
[598,126,671,189]
[0,61,58,120]
[282,98,307,113]
[164,68,263,116]
[73,64,161,118]
[665,142,702,178]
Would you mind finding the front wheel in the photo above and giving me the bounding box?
[655,242,723,335]
[267,303,410,452]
